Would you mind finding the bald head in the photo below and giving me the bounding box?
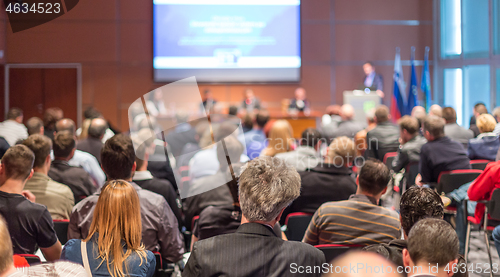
[429,105,442,117]
[55,118,76,135]
[411,106,426,119]
[88,118,108,139]
[295,87,306,100]
[340,104,355,120]
[327,251,401,277]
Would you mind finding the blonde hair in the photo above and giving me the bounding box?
[78,119,91,140]
[476,113,496,133]
[261,120,294,157]
[84,180,146,277]
[327,136,356,166]
[0,215,13,274]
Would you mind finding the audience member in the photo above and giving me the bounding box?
[442,107,473,147]
[321,104,341,129]
[492,106,500,135]
[0,137,8,159]
[26,117,44,136]
[303,159,400,246]
[365,105,400,161]
[76,107,116,142]
[411,106,426,129]
[275,128,322,171]
[354,108,377,157]
[240,111,253,133]
[364,187,444,269]
[0,108,28,146]
[68,134,185,263]
[244,109,270,159]
[0,145,62,261]
[183,156,325,276]
[43,108,63,140]
[76,117,107,164]
[467,113,499,161]
[48,131,96,203]
[418,116,471,186]
[22,134,74,219]
[55,118,106,187]
[282,136,356,222]
[289,87,310,112]
[326,251,401,277]
[429,104,443,117]
[132,129,182,225]
[62,180,156,277]
[469,103,486,126]
[165,111,197,158]
[0,215,85,277]
[469,103,488,138]
[402,218,459,277]
[392,116,426,187]
[241,88,261,112]
[324,104,364,140]
[260,120,294,157]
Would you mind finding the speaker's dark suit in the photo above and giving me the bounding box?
[363,73,384,91]
[183,222,326,277]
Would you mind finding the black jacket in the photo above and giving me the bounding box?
[365,122,400,161]
[48,160,96,203]
[76,137,103,165]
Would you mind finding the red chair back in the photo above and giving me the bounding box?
[437,169,483,194]
[17,254,41,266]
[315,244,364,263]
[383,152,398,168]
[284,212,313,242]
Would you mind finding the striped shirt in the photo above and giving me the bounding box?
[303,194,401,246]
[9,261,88,277]
[0,120,28,146]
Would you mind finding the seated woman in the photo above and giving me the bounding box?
[62,180,156,277]
[260,120,295,157]
[468,114,499,161]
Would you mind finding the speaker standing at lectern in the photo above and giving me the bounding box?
[363,61,385,98]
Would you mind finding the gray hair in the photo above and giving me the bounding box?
[238,156,301,222]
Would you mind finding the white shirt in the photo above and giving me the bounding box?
[0,120,28,146]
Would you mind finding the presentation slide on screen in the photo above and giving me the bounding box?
[153,0,301,82]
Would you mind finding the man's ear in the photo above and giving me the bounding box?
[402,248,411,268]
[356,176,359,186]
[381,186,388,195]
[447,259,459,277]
[27,169,34,181]
[45,155,52,165]
[131,161,137,175]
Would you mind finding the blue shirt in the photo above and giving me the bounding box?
[61,236,156,277]
[243,129,267,160]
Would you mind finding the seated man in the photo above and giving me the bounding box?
[403,218,459,277]
[323,104,364,140]
[0,108,28,146]
[392,116,426,187]
[244,110,270,160]
[303,159,400,246]
[183,156,325,276]
[48,131,96,203]
[68,134,185,263]
[0,214,86,277]
[365,105,400,161]
[443,107,473,147]
[418,116,471,186]
[282,136,356,222]
[22,134,74,220]
[76,117,107,164]
[0,145,62,261]
[275,128,323,171]
[26,117,44,136]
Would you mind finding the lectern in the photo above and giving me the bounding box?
[343,90,381,124]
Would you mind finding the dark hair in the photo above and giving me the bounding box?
[423,116,445,138]
[474,102,486,109]
[53,131,76,158]
[358,159,390,195]
[398,116,419,135]
[1,145,34,180]
[43,108,63,129]
[442,107,457,123]
[400,187,444,236]
[255,110,270,128]
[407,218,459,265]
[300,128,322,148]
[101,134,135,180]
[375,106,390,123]
[26,117,43,136]
[83,107,102,119]
[6,108,22,120]
[88,119,108,139]
[475,104,488,115]
[364,61,374,67]
[22,134,52,168]
[228,106,238,116]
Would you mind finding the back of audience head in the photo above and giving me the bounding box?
[132,128,156,170]
[84,107,102,120]
[88,118,108,140]
[326,136,355,167]
[101,134,136,180]
[399,186,444,238]
[423,116,445,141]
[238,156,300,224]
[403,218,458,274]
[374,105,390,123]
[358,159,390,198]
[492,106,500,122]
[264,120,293,156]
[255,110,270,129]
[411,106,426,128]
[0,144,34,182]
[55,118,76,135]
[365,108,376,125]
[0,215,14,276]
[53,131,76,160]
[44,108,63,130]
[340,104,355,121]
[442,107,457,124]
[228,106,238,116]
[26,117,44,136]
[217,135,244,172]
[86,179,145,277]
[429,104,442,117]
[474,102,488,116]
[241,112,253,130]
[327,251,401,277]
[175,111,189,124]
[398,116,419,143]
[326,105,341,116]
[299,128,322,150]
[22,134,52,170]
[6,108,23,123]
[476,113,496,133]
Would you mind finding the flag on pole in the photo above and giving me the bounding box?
[406,47,418,115]
[391,48,406,121]
[421,46,432,111]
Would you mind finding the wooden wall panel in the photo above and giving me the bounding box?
[334,0,433,21]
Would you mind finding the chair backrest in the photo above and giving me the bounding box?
[18,254,41,265]
[383,152,398,169]
[153,251,162,275]
[436,169,483,194]
[53,219,69,245]
[470,160,493,171]
[191,215,200,232]
[284,212,313,241]
[315,244,364,263]
[404,162,420,191]
[488,189,500,220]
